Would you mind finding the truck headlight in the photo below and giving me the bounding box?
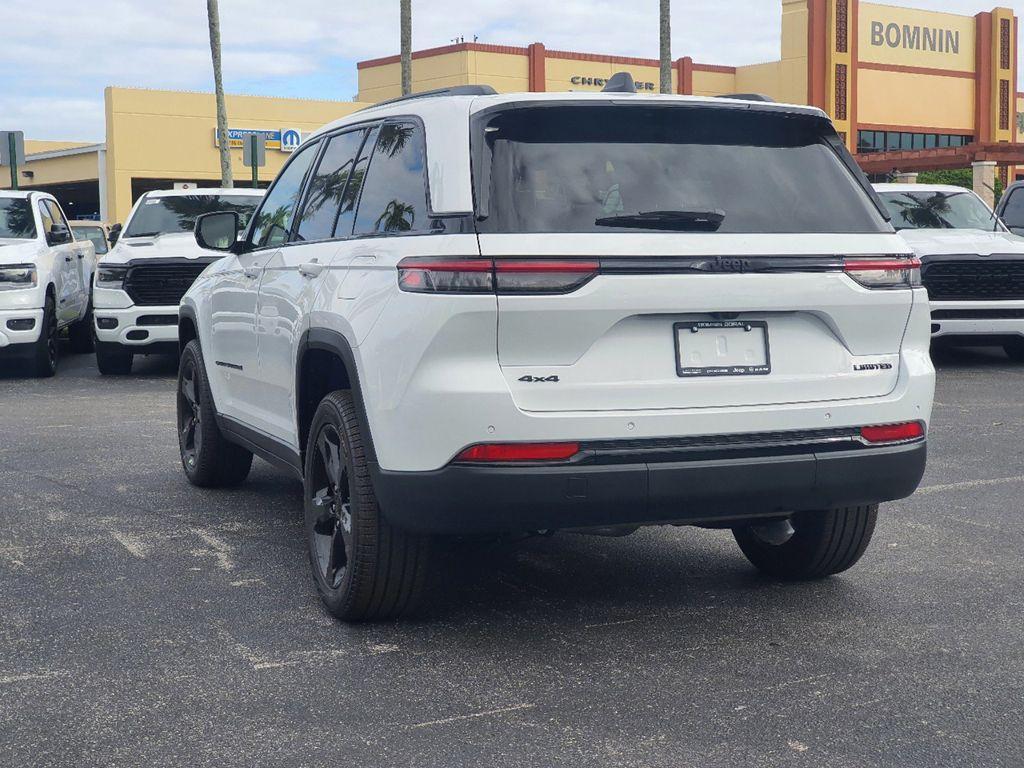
[95,265,129,290]
[0,264,37,291]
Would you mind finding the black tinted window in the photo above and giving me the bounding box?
[296,129,366,242]
[334,127,378,238]
[880,191,999,231]
[126,194,261,238]
[0,199,35,239]
[353,122,429,235]
[250,142,319,248]
[1001,188,1024,226]
[476,106,888,235]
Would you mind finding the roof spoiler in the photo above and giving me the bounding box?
[364,84,498,110]
[716,93,775,102]
[602,72,638,94]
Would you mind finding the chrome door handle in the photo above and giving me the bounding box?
[299,262,325,278]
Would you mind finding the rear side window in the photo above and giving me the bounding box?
[250,140,319,248]
[295,129,366,242]
[353,122,430,235]
[475,106,889,235]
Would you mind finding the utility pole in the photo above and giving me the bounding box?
[207,0,233,187]
[659,0,672,94]
[401,0,412,96]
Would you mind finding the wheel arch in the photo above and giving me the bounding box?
[178,305,198,358]
[296,328,378,468]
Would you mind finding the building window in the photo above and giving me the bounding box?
[856,131,974,154]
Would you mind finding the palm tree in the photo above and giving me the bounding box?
[659,0,672,94]
[207,0,233,187]
[376,200,416,232]
[400,0,412,96]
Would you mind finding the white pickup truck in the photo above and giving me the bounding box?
[93,188,264,375]
[0,190,95,377]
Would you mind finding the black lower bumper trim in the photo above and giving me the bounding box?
[95,339,179,357]
[371,442,927,535]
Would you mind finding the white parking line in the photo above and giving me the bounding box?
[410,703,536,729]
[916,476,1024,495]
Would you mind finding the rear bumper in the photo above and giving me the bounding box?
[371,440,927,535]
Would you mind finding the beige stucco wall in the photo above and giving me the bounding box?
[858,68,975,130]
[104,87,368,223]
[859,2,977,72]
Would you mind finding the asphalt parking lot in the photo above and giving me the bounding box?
[1,347,1022,768]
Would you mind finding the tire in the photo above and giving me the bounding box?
[304,390,430,622]
[67,302,95,353]
[733,505,878,580]
[29,295,58,378]
[176,340,253,488]
[95,343,133,375]
[1004,339,1024,362]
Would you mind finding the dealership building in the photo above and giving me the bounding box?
[4,0,1023,221]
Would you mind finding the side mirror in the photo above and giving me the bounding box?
[195,211,241,252]
[47,222,71,246]
[108,223,122,246]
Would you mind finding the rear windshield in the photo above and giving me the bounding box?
[878,190,1000,232]
[0,198,36,239]
[125,195,261,238]
[474,105,888,235]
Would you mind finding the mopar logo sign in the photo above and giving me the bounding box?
[215,127,303,152]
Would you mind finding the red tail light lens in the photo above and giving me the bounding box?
[494,260,599,294]
[455,442,581,463]
[860,421,925,444]
[844,256,921,289]
[397,257,494,294]
[397,258,599,295]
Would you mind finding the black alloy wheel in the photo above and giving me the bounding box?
[178,355,203,470]
[309,423,352,590]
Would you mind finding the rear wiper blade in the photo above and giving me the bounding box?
[595,210,726,232]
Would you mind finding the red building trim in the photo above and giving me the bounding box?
[975,12,994,143]
[528,43,546,92]
[677,56,694,95]
[850,0,859,151]
[807,0,829,110]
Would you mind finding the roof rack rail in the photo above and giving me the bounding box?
[364,84,498,110]
[715,93,775,103]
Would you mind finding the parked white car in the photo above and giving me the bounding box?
[0,190,95,376]
[178,82,934,621]
[875,183,1024,360]
[92,188,264,374]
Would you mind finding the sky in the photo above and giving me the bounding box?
[2,0,1022,142]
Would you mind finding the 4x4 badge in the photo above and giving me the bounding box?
[519,375,560,383]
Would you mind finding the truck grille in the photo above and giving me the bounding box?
[124,262,211,306]
[922,260,1024,301]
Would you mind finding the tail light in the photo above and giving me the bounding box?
[860,421,925,444]
[454,442,581,463]
[844,256,921,289]
[397,258,599,295]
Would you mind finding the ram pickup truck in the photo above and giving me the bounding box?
[0,190,95,376]
[93,188,264,374]
[876,183,1024,360]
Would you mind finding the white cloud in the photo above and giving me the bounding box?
[4,0,1023,141]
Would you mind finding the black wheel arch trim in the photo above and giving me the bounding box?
[296,327,378,467]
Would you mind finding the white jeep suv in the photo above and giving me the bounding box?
[875,183,1024,360]
[93,188,264,374]
[0,190,95,376]
[177,83,935,621]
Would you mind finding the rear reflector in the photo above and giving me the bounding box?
[455,442,581,463]
[397,257,599,295]
[860,422,925,444]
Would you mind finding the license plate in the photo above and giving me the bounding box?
[674,320,771,377]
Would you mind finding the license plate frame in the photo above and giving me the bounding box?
[674,320,771,378]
